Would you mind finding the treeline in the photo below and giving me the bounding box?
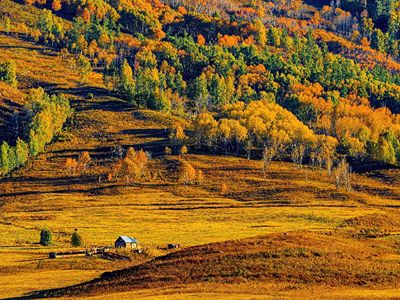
[107,27,400,165]
[169,99,337,172]
[0,88,71,176]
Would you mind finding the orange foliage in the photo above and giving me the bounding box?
[218,35,240,47]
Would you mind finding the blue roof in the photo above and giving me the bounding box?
[118,236,138,243]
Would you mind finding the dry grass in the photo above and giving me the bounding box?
[35,232,400,298]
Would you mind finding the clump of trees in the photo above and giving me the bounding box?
[178,160,204,185]
[0,60,17,87]
[0,88,71,176]
[64,151,91,176]
[0,139,29,176]
[110,147,150,185]
[27,88,71,156]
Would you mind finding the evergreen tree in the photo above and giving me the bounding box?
[71,229,83,247]
[40,228,52,246]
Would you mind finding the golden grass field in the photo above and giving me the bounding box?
[0,20,400,299]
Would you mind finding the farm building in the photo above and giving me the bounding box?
[114,236,139,249]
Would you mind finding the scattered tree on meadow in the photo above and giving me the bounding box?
[169,123,187,152]
[65,157,78,176]
[113,148,150,185]
[76,55,92,84]
[40,228,52,246]
[71,229,83,247]
[78,151,91,173]
[4,17,11,34]
[334,159,352,191]
[220,182,228,195]
[180,145,188,156]
[164,146,172,156]
[178,161,197,185]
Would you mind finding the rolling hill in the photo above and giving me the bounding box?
[25,230,400,299]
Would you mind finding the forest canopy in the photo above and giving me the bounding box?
[3,0,400,168]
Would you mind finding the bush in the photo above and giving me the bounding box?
[40,228,52,246]
[71,229,83,247]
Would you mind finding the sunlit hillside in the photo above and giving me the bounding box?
[0,0,399,299]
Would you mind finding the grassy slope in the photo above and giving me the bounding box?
[0,4,399,298]
[31,231,400,299]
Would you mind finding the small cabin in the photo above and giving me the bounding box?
[114,236,139,249]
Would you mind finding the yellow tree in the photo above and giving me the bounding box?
[179,161,196,185]
[65,158,78,176]
[334,159,351,192]
[78,151,91,174]
[254,19,267,48]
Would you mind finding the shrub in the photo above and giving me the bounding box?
[71,229,83,247]
[40,228,52,246]
[180,145,188,156]
[164,146,172,155]
[196,169,204,184]
[220,183,228,195]
[179,160,196,185]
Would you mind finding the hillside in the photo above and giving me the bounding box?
[0,0,400,298]
[26,230,400,298]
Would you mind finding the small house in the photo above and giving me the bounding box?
[114,236,139,249]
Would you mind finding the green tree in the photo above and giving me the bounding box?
[371,29,386,52]
[267,27,281,47]
[0,60,17,87]
[76,55,92,84]
[254,19,267,48]
[209,74,226,106]
[367,0,385,20]
[29,129,40,156]
[0,141,10,175]
[117,59,136,103]
[15,138,29,167]
[40,228,52,246]
[71,229,83,247]
[4,17,11,34]
[188,73,208,112]
[150,89,171,112]
[7,146,17,172]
